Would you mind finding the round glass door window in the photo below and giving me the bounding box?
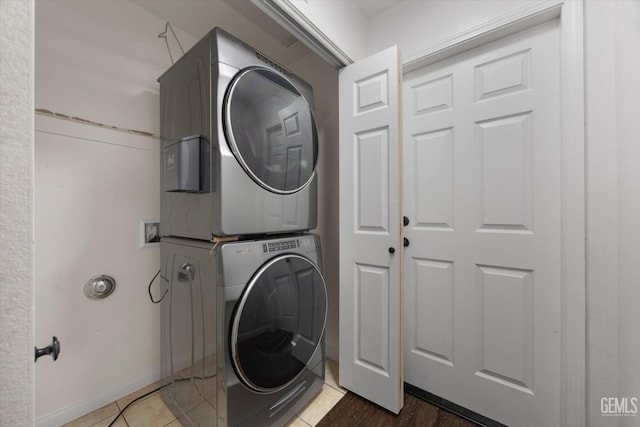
[231,254,327,392]
[224,67,318,194]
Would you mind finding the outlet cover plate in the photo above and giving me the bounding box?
[140,219,160,248]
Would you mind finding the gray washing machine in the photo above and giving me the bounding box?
[159,27,318,239]
[160,234,326,426]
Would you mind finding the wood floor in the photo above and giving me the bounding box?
[316,391,480,427]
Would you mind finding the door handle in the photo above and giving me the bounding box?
[404,237,410,247]
[388,247,396,254]
[403,216,409,226]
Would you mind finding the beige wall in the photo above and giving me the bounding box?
[34,118,162,423]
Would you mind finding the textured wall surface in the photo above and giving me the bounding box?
[0,0,35,426]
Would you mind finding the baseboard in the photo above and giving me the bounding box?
[35,368,162,427]
[404,383,506,427]
[37,346,337,427]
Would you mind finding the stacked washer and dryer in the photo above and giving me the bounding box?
[158,28,327,427]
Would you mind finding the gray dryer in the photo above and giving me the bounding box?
[159,28,318,239]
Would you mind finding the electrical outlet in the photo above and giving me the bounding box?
[140,219,160,248]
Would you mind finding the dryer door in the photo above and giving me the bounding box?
[224,67,318,194]
[231,254,327,393]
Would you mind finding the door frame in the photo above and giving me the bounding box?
[404,1,585,425]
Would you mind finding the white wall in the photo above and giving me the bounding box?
[612,1,640,414]
[365,0,556,61]
[585,1,640,425]
[34,1,196,425]
[0,1,35,426]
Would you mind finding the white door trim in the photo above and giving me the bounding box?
[403,1,585,426]
[402,0,564,72]
[250,0,356,67]
[557,1,586,426]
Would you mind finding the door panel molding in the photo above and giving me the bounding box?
[339,45,403,414]
[403,2,585,426]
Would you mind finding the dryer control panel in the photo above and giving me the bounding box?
[263,239,299,253]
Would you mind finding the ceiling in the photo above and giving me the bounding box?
[130,0,404,66]
[352,0,403,20]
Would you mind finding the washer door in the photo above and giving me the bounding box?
[231,254,327,393]
[224,67,318,194]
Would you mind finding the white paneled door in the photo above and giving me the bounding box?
[338,46,403,414]
[403,19,563,426]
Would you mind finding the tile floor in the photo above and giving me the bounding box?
[64,359,345,427]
